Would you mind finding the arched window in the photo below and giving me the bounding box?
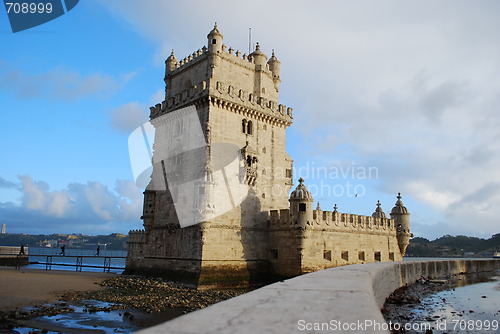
[242,119,247,133]
[247,155,252,167]
[247,121,253,135]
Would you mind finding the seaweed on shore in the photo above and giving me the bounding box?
[61,275,249,313]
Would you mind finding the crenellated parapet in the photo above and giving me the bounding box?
[165,47,208,77]
[149,79,209,120]
[128,230,147,244]
[166,42,277,76]
[269,207,396,234]
[209,81,292,127]
[149,81,293,126]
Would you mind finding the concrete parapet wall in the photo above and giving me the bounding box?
[138,259,500,334]
[0,246,28,256]
[0,246,29,266]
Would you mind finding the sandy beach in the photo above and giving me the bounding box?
[0,267,117,311]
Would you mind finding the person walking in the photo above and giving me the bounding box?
[96,245,100,257]
[59,244,66,256]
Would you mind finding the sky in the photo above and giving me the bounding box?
[0,0,499,240]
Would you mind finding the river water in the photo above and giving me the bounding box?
[384,272,500,333]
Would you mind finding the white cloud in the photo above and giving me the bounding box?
[0,176,143,234]
[0,63,134,100]
[110,102,149,133]
[109,89,165,133]
[149,89,164,106]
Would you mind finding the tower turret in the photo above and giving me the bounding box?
[372,200,387,218]
[267,50,281,91]
[165,50,178,75]
[250,42,267,66]
[207,22,223,53]
[289,178,314,226]
[390,193,412,256]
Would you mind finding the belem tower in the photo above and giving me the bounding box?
[126,24,412,288]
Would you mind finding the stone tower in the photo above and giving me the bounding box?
[127,24,411,287]
[127,24,294,287]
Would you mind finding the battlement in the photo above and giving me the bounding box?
[209,80,292,126]
[149,78,209,119]
[166,46,208,77]
[167,43,271,77]
[128,230,146,244]
[149,79,292,125]
[269,207,395,233]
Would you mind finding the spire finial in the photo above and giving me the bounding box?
[316,201,321,210]
[255,42,260,50]
[171,49,174,55]
[298,177,304,185]
[397,192,402,200]
[214,22,218,29]
[377,200,381,208]
[334,204,338,211]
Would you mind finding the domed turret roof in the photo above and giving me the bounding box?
[267,50,280,64]
[207,22,223,39]
[166,50,178,63]
[372,200,387,218]
[290,178,313,201]
[391,193,409,214]
[250,42,267,59]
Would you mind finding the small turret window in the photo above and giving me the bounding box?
[299,203,306,212]
[212,39,217,44]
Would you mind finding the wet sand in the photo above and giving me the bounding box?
[0,267,117,311]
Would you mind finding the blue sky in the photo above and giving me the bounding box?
[1,0,499,239]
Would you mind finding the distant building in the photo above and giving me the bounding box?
[126,25,412,288]
[1,224,6,234]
